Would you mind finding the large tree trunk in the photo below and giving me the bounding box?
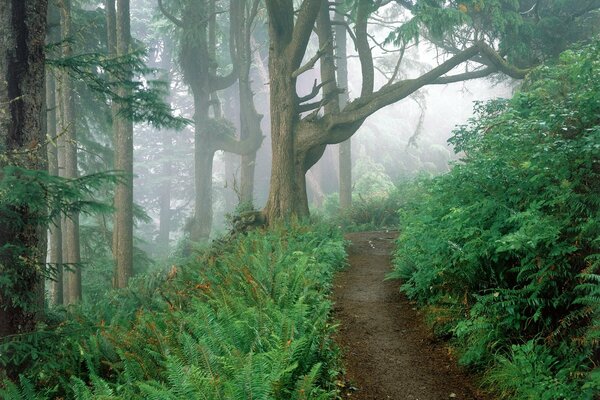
[0,0,48,338]
[112,0,133,288]
[263,2,303,221]
[46,3,63,306]
[58,0,81,304]
[190,94,215,241]
[264,53,305,221]
[335,7,352,209]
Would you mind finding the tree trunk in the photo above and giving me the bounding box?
[112,0,133,288]
[0,0,48,338]
[157,134,172,256]
[238,81,260,205]
[46,2,63,305]
[46,67,63,306]
[233,0,263,207]
[58,0,81,304]
[335,7,351,209]
[190,94,215,240]
[264,54,305,221]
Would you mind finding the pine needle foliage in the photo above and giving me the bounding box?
[390,39,600,399]
[1,223,346,399]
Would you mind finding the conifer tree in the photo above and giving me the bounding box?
[57,0,82,304]
[46,1,63,305]
[0,0,48,337]
[112,0,134,288]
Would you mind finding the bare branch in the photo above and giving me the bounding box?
[292,40,330,78]
[297,78,332,103]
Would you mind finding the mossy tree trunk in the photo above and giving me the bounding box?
[0,0,48,338]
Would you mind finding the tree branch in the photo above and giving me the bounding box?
[211,68,238,91]
[157,0,183,27]
[291,40,330,78]
[289,0,323,69]
[297,78,331,103]
[328,44,481,135]
[432,66,497,84]
[214,131,264,155]
[356,0,374,96]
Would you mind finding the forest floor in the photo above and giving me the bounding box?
[333,231,490,400]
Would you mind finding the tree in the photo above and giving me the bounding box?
[110,0,135,288]
[261,0,599,223]
[0,0,48,337]
[46,2,63,306]
[57,0,82,304]
[334,3,351,210]
[231,0,264,205]
[157,0,262,241]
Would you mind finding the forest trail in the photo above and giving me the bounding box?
[334,231,489,400]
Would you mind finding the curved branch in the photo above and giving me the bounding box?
[356,0,374,96]
[157,0,183,27]
[432,66,497,84]
[211,68,238,91]
[292,40,330,78]
[478,42,529,79]
[214,132,264,155]
[297,78,331,103]
[289,0,323,69]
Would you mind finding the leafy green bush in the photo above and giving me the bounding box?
[391,39,600,399]
[0,223,347,399]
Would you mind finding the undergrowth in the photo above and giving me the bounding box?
[0,223,347,399]
[390,40,600,399]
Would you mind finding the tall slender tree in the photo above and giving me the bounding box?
[334,4,351,209]
[46,2,63,305]
[57,0,82,304]
[111,0,134,288]
[0,0,48,337]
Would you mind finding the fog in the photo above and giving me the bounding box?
[127,1,517,251]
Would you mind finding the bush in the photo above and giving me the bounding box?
[390,39,600,399]
[0,223,347,399]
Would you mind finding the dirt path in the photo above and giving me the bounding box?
[333,231,489,400]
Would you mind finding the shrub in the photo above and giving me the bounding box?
[0,223,347,399]
[390,39,600,399]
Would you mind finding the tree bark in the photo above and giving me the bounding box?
[157,133,172,257]
[112,0,134,288]
[263,0,321,222]
[46,2,63,306]
[0,0,48,338]
[334,6,351,209]
[232,0,263,206]
[58,0,81,304]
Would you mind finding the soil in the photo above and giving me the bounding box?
[333,231,490,400]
